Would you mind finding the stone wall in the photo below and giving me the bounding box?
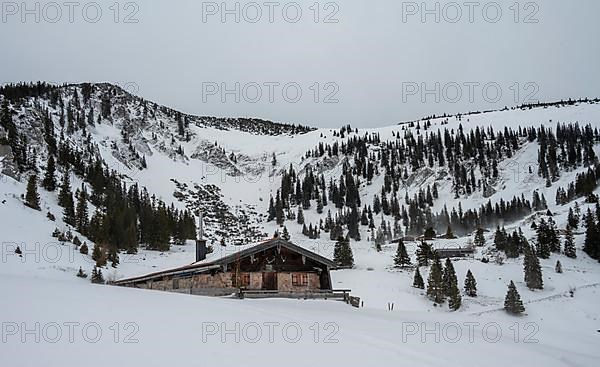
[130,271,322,293]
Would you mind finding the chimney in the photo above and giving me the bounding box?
[196,212,207,262]
[196,239,207,262]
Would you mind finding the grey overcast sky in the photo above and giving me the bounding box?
[1,0,600,128]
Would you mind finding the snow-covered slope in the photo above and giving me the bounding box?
[1,273,598,367]
[2,84,600,366]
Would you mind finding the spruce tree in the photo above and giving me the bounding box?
[444,225,456,239]
[536,218,551,259]
[62,191,76,226]
[523,244,543,290]
[76,267,87,278]
[58,168,72,207]
[555,260,563,273]
[413,267,424,289]
[107,247,119,268]
[442,258,458,297]
[424,227,436,239]
[447,278,462,311]
[275,191,285,225]
[347,205,360,241]
[504,281,525,315]
[333,236,354,267]
[416,241,432,267]
[464,269,477,297]
[297,206,304,225]
[267,196,275,221]
[547,218,561,253]
[24,175,41,210]
[282,226,290,241]
[494,226,507,251]
[563,225,577,259]
[505,231,520,258]
[567,207,579,229]
[91,266,105,284]
[426,256,445,304]
[583,209,599,260]
[474,228,486,247]
[80,242,89,255]
[42,155,57,191]
[393,239,411,267]
[75,188,89,234]
[92,244,106,267]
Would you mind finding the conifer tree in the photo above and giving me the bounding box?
[267,196,275,221]
[58,168,72,207]
[91,266,105,284]
[24,174,41,210]
[426,256,445,304]
[474,228,486,247]
[424,227,436,239]
[416,241,432,267]
[494,226,507,251]
[439,258,461,310]
[92,244,106,267]
[393,239,411,267]
[567,207,579,229]
[413,267,424,289]
[523,244,543,290]
[555,260,563,273]
[107,247,119,268]
[444,225,456,239]
[62,191,76,226]
[42,155,57,191]
[547,217,561,253]
[347,205,361,241]
[275,191,285,225]
[75,188,89,234]
[333,236,354,267]
[563,225,577,259]
[76,267,87,278]
[535,218,551,259]
[447,278,462,311]
[442,258,457,296]
[583,208,600,260]
[316,196,324,214]
[297,206,304,225]
[505,231,520,258]
[282,226,290,241]
[504,281,525,315]
[464,269,477,297]
[80,242,89,255]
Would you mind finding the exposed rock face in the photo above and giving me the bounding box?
[0,145,19,181]
[171,179,266,245]
[0,83,311,243]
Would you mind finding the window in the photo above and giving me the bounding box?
[172,278,179,289]
[233,273,251,287]
[292,273,308,286]
[241,273,250,286]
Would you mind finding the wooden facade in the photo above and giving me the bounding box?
[114,238,338,298]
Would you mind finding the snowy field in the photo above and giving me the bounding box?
[1,273,598,367]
